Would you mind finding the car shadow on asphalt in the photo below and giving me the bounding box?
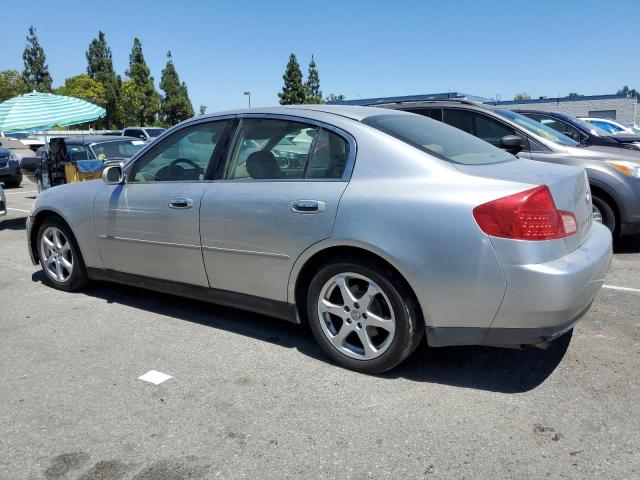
[0,216,27,231]
[31,271,570,394]
[614,234,640,254]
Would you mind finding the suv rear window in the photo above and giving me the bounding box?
[362,113,513,165]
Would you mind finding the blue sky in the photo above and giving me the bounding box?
[1,0,638,112]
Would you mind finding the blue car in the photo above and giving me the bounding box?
[516,110,640,152]
[0,143,22,188]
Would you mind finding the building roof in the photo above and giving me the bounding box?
[485,94,631,106]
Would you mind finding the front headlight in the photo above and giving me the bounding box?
[8,151,19,165]
[606,160,640,178]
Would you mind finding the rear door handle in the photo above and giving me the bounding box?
[168,196,194,209]
[290,200,326,214]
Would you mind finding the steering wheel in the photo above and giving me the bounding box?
[170,157,203,174]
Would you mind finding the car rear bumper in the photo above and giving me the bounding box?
[426,223,612,347]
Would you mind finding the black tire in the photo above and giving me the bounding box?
[592,195,617,235]
[307,258,424,374]
[37,216,89,291]
[3,176,22,188]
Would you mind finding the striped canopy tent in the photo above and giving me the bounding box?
[0,91,106,133]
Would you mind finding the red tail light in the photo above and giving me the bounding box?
[473,185,577,241]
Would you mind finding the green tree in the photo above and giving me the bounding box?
[278,53,306,105]
[159,51,194,126]
[118,79,144,127]
[54,74,106,106]
[86,31,121,128]
[304,55,323,104]
[618,85,640,100]
[568,92,581,97]
[22,26,52,92]
[199,105,207,115]
[325,93,345,103]
[513,92,531,101]
[0,70,30,102]
[125,38,159,125]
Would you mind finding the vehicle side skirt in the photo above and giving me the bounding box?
[87,268,299,324]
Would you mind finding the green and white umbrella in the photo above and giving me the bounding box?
[0,91,106,133]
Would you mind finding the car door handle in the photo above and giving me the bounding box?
[290,200,326,213]
[168,197,194,209]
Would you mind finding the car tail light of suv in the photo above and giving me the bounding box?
[473,185,578,241]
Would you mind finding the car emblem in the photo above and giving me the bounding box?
[585,192,591,204]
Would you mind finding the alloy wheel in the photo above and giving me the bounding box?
[317,272,396,360]
[40,226,73,283]
[592,204,603,224]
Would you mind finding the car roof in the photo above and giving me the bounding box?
[198,105,409,122]
[57,135,140,145]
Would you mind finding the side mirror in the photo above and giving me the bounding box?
[102,164,124,185]
[139,134,146,140]
[500,135,523,155]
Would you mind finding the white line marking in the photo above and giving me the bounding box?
[7,208,30,213]
[4,190,38,195]
[138,370,172,385]
[603,284,640,294]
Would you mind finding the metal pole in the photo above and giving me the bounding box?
[244,91,251,108]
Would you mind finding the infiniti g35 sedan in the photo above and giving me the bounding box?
[26,106,613,373]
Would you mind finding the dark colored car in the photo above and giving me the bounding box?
[516,110,640,151]
[21,136,145,187]
[360,99,640,237]
[0,142,23,188]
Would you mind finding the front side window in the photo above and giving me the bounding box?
[363,113,513,165]
[474,115,516,147]
[129,121,227,182]
[224,118,349,180]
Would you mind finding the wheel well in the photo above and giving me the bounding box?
[293,245,423,325]
[29,210,69,262]
[589,184,620,224]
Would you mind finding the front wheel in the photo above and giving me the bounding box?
[37,217,88,291]
[307,259,424,373]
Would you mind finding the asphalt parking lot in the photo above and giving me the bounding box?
[1,177,639,480]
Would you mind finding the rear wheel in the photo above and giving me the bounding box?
[592,195,616,234]
[307,259,423,373]
[37,217,88,291]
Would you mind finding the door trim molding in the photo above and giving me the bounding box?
[201,245,290,259]
[98,235,201,250]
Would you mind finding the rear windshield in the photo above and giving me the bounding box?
[91,140,145,160]
[146,128,166,137]
[362,114,513,165]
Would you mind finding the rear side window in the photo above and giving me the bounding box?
[224,118,350,180]
[363,114,513,165]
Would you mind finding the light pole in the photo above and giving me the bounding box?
[244,91,251,108]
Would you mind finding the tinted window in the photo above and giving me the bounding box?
[443,109,474,134]
[363,114,513,165]
[124,129,145,139]
[146,128,166,137]
[474,115,516,147]
[66,144,92,161]
[129,121,227,182]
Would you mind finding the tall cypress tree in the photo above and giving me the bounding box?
[304,55,323,104]
[125,38,159,125]
[278,53,306,105]
[159,51,194,126]
[22,26,52,92]
[86,31,121,128]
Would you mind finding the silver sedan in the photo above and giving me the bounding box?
[26,106,613,373]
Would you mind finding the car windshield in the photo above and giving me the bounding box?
[495,110,579,147]
[91,140,145,160]
[362,113,514,165]
[146,128,166,137]
[568,115,610,136]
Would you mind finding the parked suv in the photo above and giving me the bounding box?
[121,127,166,142]
[372,99,640,237]
[0,142,23,188]
[516,110,640,151]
